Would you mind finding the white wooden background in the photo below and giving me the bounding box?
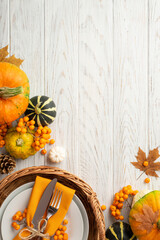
[0,0,160,230]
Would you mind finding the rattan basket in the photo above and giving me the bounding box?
[0,166,105,240]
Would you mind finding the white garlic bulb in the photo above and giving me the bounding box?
[49,146,66,163]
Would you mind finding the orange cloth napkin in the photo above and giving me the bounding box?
[13,176,75,240]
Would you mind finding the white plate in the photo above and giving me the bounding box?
[0,182,89,240]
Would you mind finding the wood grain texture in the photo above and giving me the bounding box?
[9,0,45,169]
[113,0,148,220]
[149,0,160,189]
[44,0,79,174]
[78,0,113,226]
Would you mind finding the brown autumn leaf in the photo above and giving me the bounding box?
[131,147,160,177]
[0,45,23,67]
[133,204,159,233]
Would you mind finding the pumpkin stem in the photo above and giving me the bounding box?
[0,86,23,99]
[157,220,160,230]
[35,102,42,114]
[16,138,24,147]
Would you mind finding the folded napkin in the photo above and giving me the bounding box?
[13,176,75,240]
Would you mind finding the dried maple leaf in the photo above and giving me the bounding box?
[0,45,23,67]
[131,147,160,177]
[133,204,159,233]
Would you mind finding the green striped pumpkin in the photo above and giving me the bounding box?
[25,96,56,127]
[105,222,137,240]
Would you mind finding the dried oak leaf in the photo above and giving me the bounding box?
[0,45,23,67]
[131,147,160,177]
[133,204,159,233]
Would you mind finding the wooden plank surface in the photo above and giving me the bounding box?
[0,0,160,233]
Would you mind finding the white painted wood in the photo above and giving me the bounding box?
[149,0,160,189]
[78,0,113,226]
[9,0,45,169]
[113,0,148,221]
[44,0,79,175]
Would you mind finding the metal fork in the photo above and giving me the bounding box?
[46,188,63,220]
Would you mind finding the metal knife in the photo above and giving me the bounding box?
[32,178,57,230]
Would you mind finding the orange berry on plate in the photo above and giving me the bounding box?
[127,185,132,189]
[47,134,51,139]
[3,128,7,132]
[56,230,61,236]
[24,208,27,213]
[12,215,19,221]
[38,125,43,130]
[50,139,55,144]
[58,235,63,239]
[143,161,148,167]
[117,203,123,209]
[101,205,106,211]
[22,212,26,218]
[29,125,35,130]
[132,190,139,195]
[115,209,120,216]
[58,225,63,230]
[53,236,58,240]
[42,134,48,139]
[14,224,20,230]
[63,233,68,240]
[47,128,52,134]
[19,216,23,221]
[119,198,124,202]
[122,187,128,193]
[145,178,150,183]
[40,138,46,144]
[0,140,5,145]
[119,192,124,198]
[36,129,41,135]
[41,149,47,155]
[32,142,36,148]
[16,127,21,132]
[46,139,49,144]
[62,226,67,231]
[12,222,17,228]
[115,195,119,201]
[113,201,119,206]
[110,205,116,211]
[63,219,68,225]
[16,211,22,216]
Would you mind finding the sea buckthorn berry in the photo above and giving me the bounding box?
[29,125,35,130]
[0,140,5,145]
[145,178,150,183]
[115,209,120,216]
[40,144,45,148]
[36,129,41,135]
[15,224,20,230]
[62,226,67,232]
[127,185,132,189]
[42,134,48,139]
[101,205,106,211]
[19,216,23,221]
[132,190,139,195]
[3,128,7,132]
[46,139,50,143]
[119,192,124,198]
[12,215,19,221]
[111,211,116,217]
[12,222,17,228]
[24,208,27,213]
[30,120,35,125]
[16,127,21,132]
[143,161,148,167]
[117,203,123,209]
[58,235,63,239]
[50,139,55,144]
[18,122,23,127]
[63,219,68,225]
[113,201,119,206]
[115,195,119,201]
[38,125,43,130]
[115,216,120,220]
[35,146,40,151]
[40,138,46,144]
[21,128,27,133]
[23,116,29,122]
[122,187,128,193]
[35,141,40,146]
[16,211,22,216]
[56,230,61,236]
[47,128,51,134]
[42,128,47,134]
[41,149,47,155]
[22,212,26,218]
[123,194,128,199]
[58,225,63,230]
[63,233,68,240]
[119,198,124,202]
[47,134,51,139]
[119,215,124,220]
[32,143,36,148]
[110,205,116,211]
[53,236,58,240]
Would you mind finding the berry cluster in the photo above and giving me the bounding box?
[0,123,11,147]
[11,209,27,230]
[16,116,35,133]
[110,185,138,220]
[32,125,55,155]
[16,117,55,155]
[53,219,69,240]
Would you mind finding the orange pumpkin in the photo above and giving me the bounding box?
[0,62,30,124]
[129,190,160,240]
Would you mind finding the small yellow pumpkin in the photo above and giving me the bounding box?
[5,127,36,160]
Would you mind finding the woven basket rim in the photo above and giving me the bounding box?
[0,166,105,240]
